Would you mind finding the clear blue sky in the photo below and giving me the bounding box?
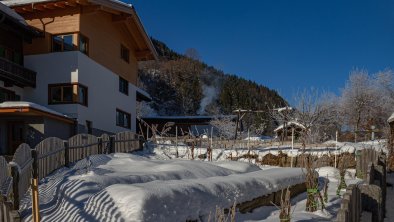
[131,0,394,103]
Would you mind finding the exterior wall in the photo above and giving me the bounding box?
[23,51,137,133]
[44,117,73,140]
[22,8,138,85]
[80,10,138,84]
[23,7,81,55]
[76,51,137,133]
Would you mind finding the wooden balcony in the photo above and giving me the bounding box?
[0,57,36,88]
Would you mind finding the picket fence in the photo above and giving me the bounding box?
[336,149,387,222]
[0,131,142,222]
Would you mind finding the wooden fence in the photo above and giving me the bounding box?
[0,157,19,222]
[0,131,143,221]
[336,149,386,222]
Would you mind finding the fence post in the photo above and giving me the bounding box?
[109,136,115,154]
[10,165,19,210]
[97,137,103,154]
[31,149,40,222]
[64,141,70,167]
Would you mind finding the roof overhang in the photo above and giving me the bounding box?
[0,102,75,124]
[3,0,158,61]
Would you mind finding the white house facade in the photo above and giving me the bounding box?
[0,0,157,154]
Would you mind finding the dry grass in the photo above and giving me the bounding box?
[207,202,236,222]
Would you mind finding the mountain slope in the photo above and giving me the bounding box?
[138,38,287,133]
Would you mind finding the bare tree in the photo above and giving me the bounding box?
[293,88,327,148]
[210,116,236,139]
[340,69,386,142]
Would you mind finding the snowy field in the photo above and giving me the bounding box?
[18,139,378,221]
[146,139,387,163]
[20,153,306,221]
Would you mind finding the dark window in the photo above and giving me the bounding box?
[116,109,131,129]
[48,83,88,106]
[79,34,89,55]
[78,85,88,105]
[52,34,75,52]
[119,77,128,95]
[52,36,63,52]
[52,33,89,54]
[120,44,129,63]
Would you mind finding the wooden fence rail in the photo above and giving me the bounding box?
[0,131,143,221]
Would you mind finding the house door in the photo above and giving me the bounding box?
[7,122,25,154]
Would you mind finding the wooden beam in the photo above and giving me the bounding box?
[81,5,101,14]
[101,6,121,15]
[76,0,90,6]
[22,6,33,12]
[112,14,131,23]
[64,1,77,7]
[135,50,152,59]
[43,4,56,9]
[33,5,46,11]
[54,3,66,9]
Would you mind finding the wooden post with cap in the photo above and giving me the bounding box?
[31,149,40,222]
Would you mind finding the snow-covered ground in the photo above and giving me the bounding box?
[20,153,306,222]
[19,139,383,222]
[146,139,387,162]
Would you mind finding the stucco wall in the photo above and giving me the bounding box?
[24,51,137,133]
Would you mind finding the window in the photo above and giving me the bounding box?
[52,33,89,54]
[116,109,131,129]
[119,77,128,95]
[52,34,75,52]
[79,34,89,55]
[120,44,129,63]
[48,83,88,106]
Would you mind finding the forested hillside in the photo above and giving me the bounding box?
[138,38,287,133]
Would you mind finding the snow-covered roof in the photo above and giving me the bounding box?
[142,115,237,120]
[388,112,394,123]
[274,121,306,132]
[0,1,28,25]
[136,87,152,102]
[0,101,72,120]
[274,106,293,113]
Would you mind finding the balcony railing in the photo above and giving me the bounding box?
[0,57,36,88]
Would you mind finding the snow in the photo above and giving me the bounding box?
[20,153,306,221]
[388,112,394,123]
[274,121,306,132]
[136,87,152,101]
[0,101,71,119]
[238,167,361,222]
[244,136,273,142]
[18,139,385,221]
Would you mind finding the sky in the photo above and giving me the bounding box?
[131,0,394,103]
